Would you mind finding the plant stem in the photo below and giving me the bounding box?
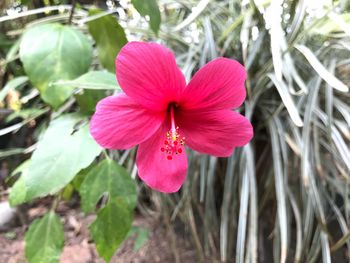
[68,0,76,25]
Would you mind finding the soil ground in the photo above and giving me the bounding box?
[0,201,200,263]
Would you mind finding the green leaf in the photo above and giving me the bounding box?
[19,23,93,108]
[9,160,31,206]
[9,177,27,206]
[90,200,132,262]
[4,231,16,239]
[52,71,118,90]
[87,10,127,72]
[133,227,150,251]
[22,114,101,202]
[51,71,117,114]
[0,32,14,49]
[71,164,95,191]
[10,159,32,178]
[126,226,150,251]
[79,159,136,213]
[25,211,64,263]
[132,0,161,34]
[75,89,106,114]
[0,76,28,102]
[5,108,47,123]
[61,184,74,201]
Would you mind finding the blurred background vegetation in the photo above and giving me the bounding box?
[0,0,350,262]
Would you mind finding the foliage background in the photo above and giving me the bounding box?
[1,0,350,262]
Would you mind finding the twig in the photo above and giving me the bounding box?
[68,0,76,25]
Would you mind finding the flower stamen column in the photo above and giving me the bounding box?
[161,106,185,160]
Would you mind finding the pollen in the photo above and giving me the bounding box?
[160,126,185,160]
[160,105,185,160]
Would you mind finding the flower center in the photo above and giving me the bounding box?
[160,105,185,160]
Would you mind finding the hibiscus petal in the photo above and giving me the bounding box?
[136,124,188,193]
[90,94,165,149]
[180,58,247,110]
[116,41,186,111]
[177,109,253,157]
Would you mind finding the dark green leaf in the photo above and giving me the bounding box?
[61,184,74,201]
[132,0,161,34]
[87,10,127,72]
[79,159,136,213]
[90,200,132,262]
[22,114,101,202]
[75,89,106,114]
[25,211,64,263]
[19,23,93,108]
[71,164,95,191]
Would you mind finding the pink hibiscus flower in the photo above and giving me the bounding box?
[90,42,253,193]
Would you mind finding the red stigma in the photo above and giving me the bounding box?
[160,126,185,160]
[161,105,185,160]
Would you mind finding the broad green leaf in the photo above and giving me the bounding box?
[51,71,117,113]
[79,159,136,213]
[10,159,31,178]
[75,89,106,114]
[0,76,28,102]
[72,164,95,191]
[52,71,118,90]
[61,184,74,201]
[23,114,101,202]
[132,0,161,34]
[87,10,127,72]
[19,23,93,108]
[9,160,31,206]
[90,200,132,262]
[25,211,64,263]
[6,39,20,64]
[9,177,27,206]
